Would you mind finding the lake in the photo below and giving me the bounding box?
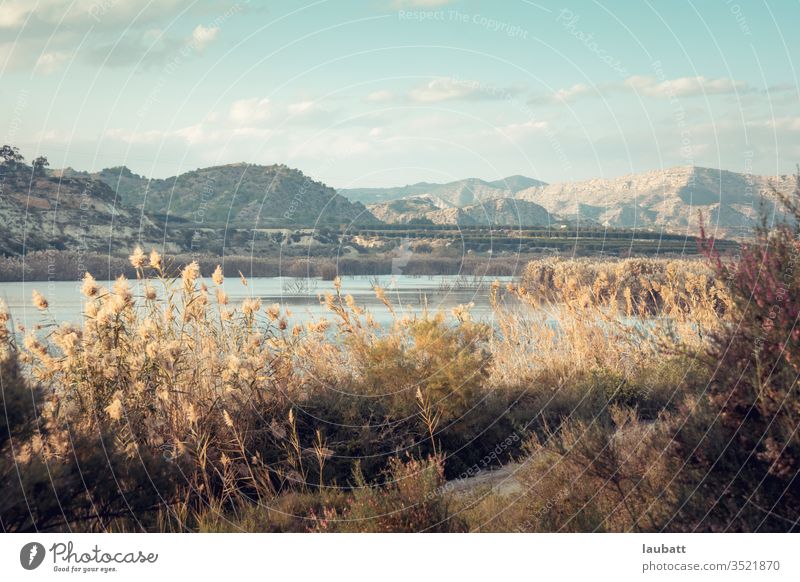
[0,275,517,329]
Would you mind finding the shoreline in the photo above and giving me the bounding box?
[0,250,545,283]
[0,249,706,283]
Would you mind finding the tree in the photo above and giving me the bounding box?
[32,156,49,177]
[0,144,24,167]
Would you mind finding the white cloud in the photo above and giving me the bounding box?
[34,51,71,74]
[0,33,76,71]
[409,77,479,103]
[105,125,204,145]
[1,1,243,72]
[0,1,236,29]
[173,123,207,145]
[753,116,800,132]
[530,76,752,106]
[366,90,394,103]
[105,127,167,144]
[229,98,271,124]
[408,77,521,103]
[84,24,222,68]
[625,75,750,98]
[499,120,549,136]
[552,83,592,103]
[287,100,315,115]
[190,25,218,52]
[34,129,73,143]
[0,1,32,28]
[105,122,275,145]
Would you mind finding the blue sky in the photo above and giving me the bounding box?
[1,0,798,186]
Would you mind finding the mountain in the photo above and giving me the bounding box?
[346,166,795,235]
[0,170,159,255]
[21,161,796,253]
[515,166,795,234]
[64,163,378,227]
[340,175,547,207]
[368,196,556,227]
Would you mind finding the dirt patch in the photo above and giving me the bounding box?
[447,462,524,496]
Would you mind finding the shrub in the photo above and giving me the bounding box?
[316,455,467,532]
[1,328,177,532]
[672,176,800,531]
[472,407,679,533]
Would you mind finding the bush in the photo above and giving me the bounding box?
[1,333,177,532]
[316,455,467,532]
[503,407,678,532]
[671,177,800,531]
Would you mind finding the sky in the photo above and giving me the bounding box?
[1,0,798,187]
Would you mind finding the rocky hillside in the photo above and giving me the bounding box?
[349,166,795,235]
[342,175,547,207]
[368,196,556,226]
[429,198,556,226]
[368,196,442,223]
[64,163,378,227]
[516,166,795,234]
[0,172,160,255]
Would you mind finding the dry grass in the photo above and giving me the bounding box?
[490,258,732,390]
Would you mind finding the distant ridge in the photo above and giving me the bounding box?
[340,175,547,207]
[34,162,800,236]
[515,166,795,233]
[344,166,795,234]
[369,197,557,227]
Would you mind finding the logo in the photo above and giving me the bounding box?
[20,542,46,570]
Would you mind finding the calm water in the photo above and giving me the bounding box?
[0,275,516,329]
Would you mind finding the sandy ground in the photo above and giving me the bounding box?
[446,462,525,497]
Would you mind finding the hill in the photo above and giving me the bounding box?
[0,166,159,255]
[64,163,378,227]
